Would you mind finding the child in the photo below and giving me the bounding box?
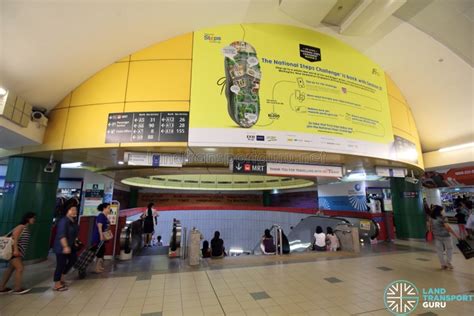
[156,235,163,247]
[201,240,211,258]
[326,227,339,251]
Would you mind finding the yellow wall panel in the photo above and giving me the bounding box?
[389,96,411,134]
[116,55,130,63]
[385,74,407,104]
[70,63,128,107]
[22,108,69,153]
[55,93,71,109]
[126,60,191,102]
[131,33,193,61]
[62,103,124,149]
[124,101,189,113]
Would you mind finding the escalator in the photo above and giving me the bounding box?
[252,224,290,255]
[287,215,350,252]
[286,215,379,252]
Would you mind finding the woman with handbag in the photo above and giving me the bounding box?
[0,212,36,295]
[429,205,460,270]
[91,203,111,273]
[53,205,79,291]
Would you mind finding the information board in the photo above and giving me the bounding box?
[105,112,189,143]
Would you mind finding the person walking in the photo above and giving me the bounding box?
[0,212,36,295]
[91,203,111,273]
[428,205,460,270]
[53,205,79,291]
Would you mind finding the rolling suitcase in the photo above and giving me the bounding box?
[74,241,104,279]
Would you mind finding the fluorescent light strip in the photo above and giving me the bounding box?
[438,142,474,152]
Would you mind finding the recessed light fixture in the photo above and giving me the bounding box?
[0,87,7,96]
[61,162,83,169]
[439,142,474,152]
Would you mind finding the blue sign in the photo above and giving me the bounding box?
[152,155,160,167]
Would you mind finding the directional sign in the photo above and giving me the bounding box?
[232,160,267,174]
[105,112,189,143]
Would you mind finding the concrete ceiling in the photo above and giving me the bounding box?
[0,0,472,153]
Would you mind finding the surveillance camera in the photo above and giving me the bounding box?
[44,161,56,173]
[31,111,48,127]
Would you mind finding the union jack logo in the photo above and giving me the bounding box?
[384,280,419,315]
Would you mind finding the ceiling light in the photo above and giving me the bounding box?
[347,169,352,173]
[438,142,474,152]
[61,162,83,169]
[0,87,7,96]
[118,161,125,165]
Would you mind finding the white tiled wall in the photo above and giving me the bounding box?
[140,210,309,252]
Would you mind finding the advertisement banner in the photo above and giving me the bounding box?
[189,24,396,160]
[266,162,342,178]
[83,183,104,216]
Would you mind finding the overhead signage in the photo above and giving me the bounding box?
[232,160,266,174]
[125,152,184,167]
[105,111,188,143]
[375,166,407,178]
[266,163,343,178]
[189,24,396,161]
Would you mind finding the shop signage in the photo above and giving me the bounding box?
[125,152,184,167]
[267,162,342,177]
[375,166,407,178]
[232,160,266,174]
[105,111,188,143]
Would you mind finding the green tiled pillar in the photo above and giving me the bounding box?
[390,178,426,240]
[0,157,60,261]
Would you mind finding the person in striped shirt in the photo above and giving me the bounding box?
[0,212,36,295]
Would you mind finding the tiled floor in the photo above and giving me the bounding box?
[0,240,473,316]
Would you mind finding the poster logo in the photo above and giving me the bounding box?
[384,280,419,315]
[203,33,221,43]
[299,44,321,62]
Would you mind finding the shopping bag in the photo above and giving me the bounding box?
[425,231,433,242]
[456,239,474,260]
[0,235,13,260]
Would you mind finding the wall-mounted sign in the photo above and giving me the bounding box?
[105,111,188,143]
[266,163,342,178]
[189,24,398,162]
[83,183,104,216]
[232,160,267,174]
[125,152,184,167]
[375,166,406,178]
[403,191,419,198]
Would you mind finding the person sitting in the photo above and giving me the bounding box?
[261,229,276,254]
[211,231,225,258]
[201,240,211,258]
[313,226,326,251]
[326,227,339,251]
[156,235,163,247]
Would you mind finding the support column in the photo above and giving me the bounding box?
[0,157,60,261]
[390,178,426,239]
